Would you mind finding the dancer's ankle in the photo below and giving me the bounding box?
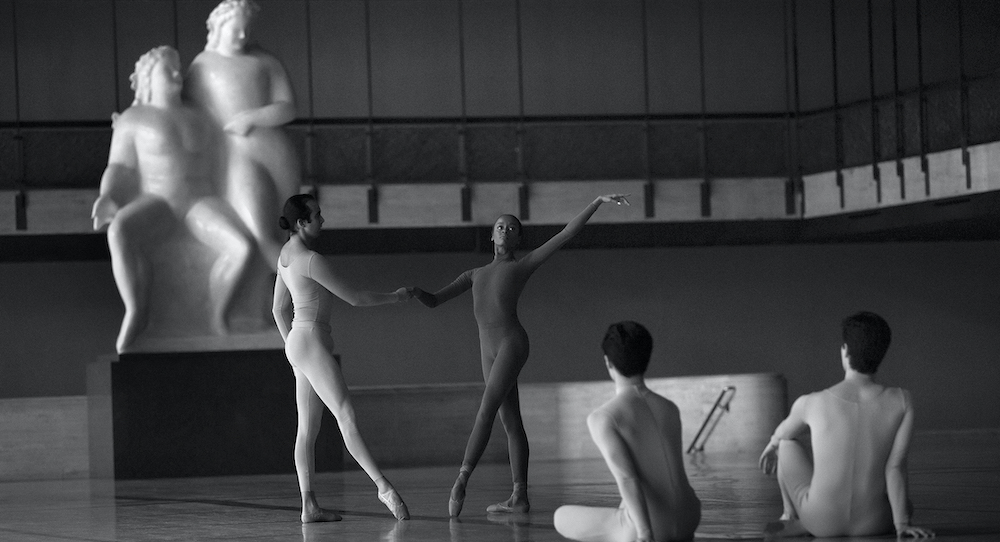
[375,476,392,494]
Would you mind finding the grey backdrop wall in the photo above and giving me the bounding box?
[3,240,998,431]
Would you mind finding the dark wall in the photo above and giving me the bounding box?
[3,0,1000,188]
[3,240,998,431]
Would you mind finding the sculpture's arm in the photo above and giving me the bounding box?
[92,119,140,230]
[223,54,296,135]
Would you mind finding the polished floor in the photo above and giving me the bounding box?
[0,430,996,542]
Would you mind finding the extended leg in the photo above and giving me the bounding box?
[187,198,254,335]
[292,367,341,523]
[765,439,813,538]
[105,196,173,352]
[487,383,530,513]
[289,331,408,520]
[450,337,527,516]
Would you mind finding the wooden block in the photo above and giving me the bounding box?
[0,190,17,233]
[317,184,370,229]
[87,358,114,479]
[470,182,520,225]
[23,189,98,234]
[0,396,90,481]
[840,165,879,213]
[652,179,703,222]
[378,183,465,227]
[710,178,790,220]
[926,148,968,199]
[520,372,787,460]
[968,141,1000,193]
[801,171,841,218]
[524,180,647,225]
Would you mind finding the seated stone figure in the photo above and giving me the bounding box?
[554,321,701,542]
[758,311,934,539]
[92,46,255,353]
[184,0,301,269]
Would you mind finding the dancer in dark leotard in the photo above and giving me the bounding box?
[273,194,411,523]
[410,193,629,517]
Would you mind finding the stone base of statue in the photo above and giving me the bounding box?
[123,227,283,354]
[95,349,343,479]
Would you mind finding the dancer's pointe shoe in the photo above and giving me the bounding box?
[485,497,530,513]
[449,475,468,517]
[301,508,342,523]
[378,487,410,520]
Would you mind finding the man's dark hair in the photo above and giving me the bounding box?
[842,311,892,374]
[602,321,653,377]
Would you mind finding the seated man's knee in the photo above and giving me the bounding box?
[553,506,577,537]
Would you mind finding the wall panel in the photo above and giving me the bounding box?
[795,0,834,112]
[920,0,961,84]
[175,0,216,70]
[462,0,520,117]
[520,0,644,116]
[834,0,870,105]
[646,0,702,115]
[0,0,16,122]
[369,0,462,118]
[114,1,177,113]
[310,0,369,119]
[703,0,787,113]
[894,0,921,92]
[16,0,116,121]
[961,0,1000,78]
[254,0,310,118]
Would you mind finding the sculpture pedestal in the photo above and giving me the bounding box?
[105,350,342,479]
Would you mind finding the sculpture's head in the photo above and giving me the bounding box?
[205,0,259,55]
[492,214,522,251]
[129,46,181,106]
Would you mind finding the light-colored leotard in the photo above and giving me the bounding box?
[278,252,333,332]
[555,384,701,542]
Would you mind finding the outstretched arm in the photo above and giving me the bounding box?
[272,272,293,342]
[886,391,934,539]
[309,252,410,307]
[588,411,654,542]
[412,271,473,308]
[759,395,810,475]
[521,194,629,270]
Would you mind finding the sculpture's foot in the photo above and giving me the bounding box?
[116,310,146,353]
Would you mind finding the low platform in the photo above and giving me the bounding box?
[92,347,784,479]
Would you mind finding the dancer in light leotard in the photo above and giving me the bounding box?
[554,321,701,542]
[759,312,934,539]
[272,194,411,523]
[411,193,629,517]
